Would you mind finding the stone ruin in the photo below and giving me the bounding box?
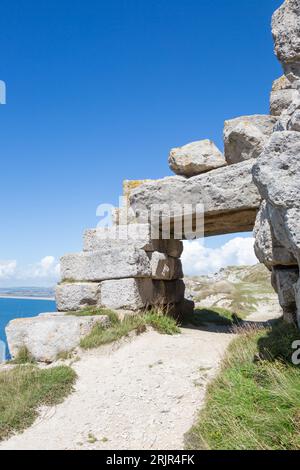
[5,0,300,361]
[253,0,300,325]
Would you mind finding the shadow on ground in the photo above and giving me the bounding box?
[256,318,300,364]
[181,308,242,334]
[181,308,282,335]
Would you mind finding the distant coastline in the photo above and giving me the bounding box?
[0,295,55,301]
[0,287,55,302]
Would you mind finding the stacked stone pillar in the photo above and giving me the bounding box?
[56,223,192,316]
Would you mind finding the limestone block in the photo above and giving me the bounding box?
[270,88,298,116]
[6,314,110,362]
[83,225,183,258]
[224,115,277,165]
[130,161,260,237]
[56,282,101,311]
[100,278,185,311]
[272,0,300,70]
[150,252,183,280]
[168,139,226,177]
[60,247,152,282]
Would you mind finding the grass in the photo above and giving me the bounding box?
[143,310,181,335]
[11,346,36,365]
[80,308,180,350]
[67,307,119,323]
[0,365,76,441]
[185,319,300,450]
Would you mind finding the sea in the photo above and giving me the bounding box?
[0,298,56,359]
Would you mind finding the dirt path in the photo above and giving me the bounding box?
[0,303,282,451]
[0,326,235,450]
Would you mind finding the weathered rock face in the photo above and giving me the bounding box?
[129,160,260,237]
[100,278,185,311]
[6,314,110,363]
[272,0,300,74]
[270,77,298,116]
[272,268,299,323]
[252,0,300,325]
[61,250,182,282]
[253,132,300,259]
[254,202,297,269]
[56,282,101,311]
[253,132,300,324]
[224,115,277,165]
[168,139,226,177]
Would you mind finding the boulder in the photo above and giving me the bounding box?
[224,115,277,164]
[56,282,101,311]
[6,314,110,362]
[168,139,226,177]
[100,278,185,310]
[272,0,300,74]
[129,160,261,237]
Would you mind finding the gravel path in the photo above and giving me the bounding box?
[0,326,234,450]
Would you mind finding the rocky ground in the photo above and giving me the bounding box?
[185,263,282,320]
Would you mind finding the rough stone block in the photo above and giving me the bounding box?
[270,89,298,116]
[130,161,260,237]
[100,278,185,311]
[56,282,101,311]
[150,252,183,280]
[83,225,183,258]
[168,139,226,177]
[6,314,110,363]
[60,247,152,282]
[224,115,277,165]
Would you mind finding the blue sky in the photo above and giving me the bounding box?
[0,0,283,285]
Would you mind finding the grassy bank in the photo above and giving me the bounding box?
[0,365,76,441]
[185,319,300,450]
[79,308,180,350]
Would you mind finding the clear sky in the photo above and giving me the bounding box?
[0,0,283,286]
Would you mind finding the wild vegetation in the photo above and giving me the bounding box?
[185,319,300,450]
[185,264,277,319]
[0,365,76,441]
[79,307,180,350]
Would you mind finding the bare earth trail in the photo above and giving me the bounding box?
[0,310,277,451]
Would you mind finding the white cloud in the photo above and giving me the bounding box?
[0,256,60,286]
[27,256,60,279]
[0,260,17,279]
[182,236,258,276]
